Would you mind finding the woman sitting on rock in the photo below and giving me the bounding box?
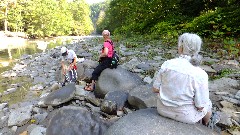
[84,30,114,91]
[153,33,213,125]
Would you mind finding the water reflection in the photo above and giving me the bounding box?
[0,37,59,71]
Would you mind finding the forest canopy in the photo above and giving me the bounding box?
[94,0,240,39]
[0,0,93,38]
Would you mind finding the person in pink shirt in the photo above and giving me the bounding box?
[84,30,114,91]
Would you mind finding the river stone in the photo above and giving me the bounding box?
[8,105,33,126]
[104,91,128,110]
[128,85,157,109]
[95,66,143,98]
[100,100,117,115]
[76,60,97,81]
[83,68,94,81]
[46,106,110,135]
[38,83,76,107]
[0,103,8,110]
[209,77,239,93]
[105,108,218,135]
[136,63,152,71]
[29,125,46,135]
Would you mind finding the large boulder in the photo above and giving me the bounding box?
[128,85,157,109]
[46,106,110,135]
[38,83,76,107]
[105,108,218,135]
[76,60,98,81]
[94,66,144,98]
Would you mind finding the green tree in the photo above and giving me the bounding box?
[0,0,17,31]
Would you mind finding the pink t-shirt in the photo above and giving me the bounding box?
[102,40,113,58]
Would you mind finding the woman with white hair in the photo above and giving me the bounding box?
[84,30,114,91]
[153,33,213,125]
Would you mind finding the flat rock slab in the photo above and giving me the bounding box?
[105,108,218,135]
[46,106,110,135]
[38,83,76,107]
[8,105,33,126]
[128,85,157,109]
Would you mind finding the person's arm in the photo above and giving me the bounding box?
[152,69,162,93]
[61,57,66,74]
[100,47,109,58]
[193,72,209,111]
[70,57,77,69]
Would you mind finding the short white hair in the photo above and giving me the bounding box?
[178,33,202,56]
[102,30,110,36]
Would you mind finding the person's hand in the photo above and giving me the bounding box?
[69,64,73,70]
[196,107,204,111]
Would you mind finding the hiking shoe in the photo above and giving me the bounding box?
[61,82,65,87]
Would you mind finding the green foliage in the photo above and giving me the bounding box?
[223,38,240,58]
[0,0,94,37]
[210,69,238,80]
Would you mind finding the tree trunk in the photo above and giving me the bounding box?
[4,7,8,32]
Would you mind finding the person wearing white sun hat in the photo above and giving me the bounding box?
[60,46,78,86]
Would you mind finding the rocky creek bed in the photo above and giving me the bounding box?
[0,37,239,135]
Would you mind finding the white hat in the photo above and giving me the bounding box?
[61,47,67,56]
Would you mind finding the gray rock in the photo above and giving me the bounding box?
[209,77,239,92]
[100,100,117,115]
[38,83,76,107]
[83,68,94,81]
[105,108,218,135]
[78,52,92,57]
[128,85,157,109]
[95,66,143,98]
[200,65,217,74]
[143,76,152,84]
[235,90,240,99]
[29,125,46,135]
[136,63,152,71]
[8,105,33,126]
[222,96,240,105]
[85,95,101,107]
[50,83,60,91]
[218,111,233,126]
[32,112,48,124]
[6,88,17,93]
[0,127,14,135]
[76,60,97,81]
[0,116,8,128]
[0,103,8,110]
[85,103,101,113]
[212,63,239,73]
[75,85,89,97]
[46,106,110,135]
[104,91,128,110]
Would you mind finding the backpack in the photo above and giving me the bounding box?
[104,40,119,69]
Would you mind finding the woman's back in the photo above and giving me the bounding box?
[159,56,208,107]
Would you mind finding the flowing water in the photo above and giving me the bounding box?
[0,36,73,104]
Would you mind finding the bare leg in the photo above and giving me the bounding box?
[202,111,212,126]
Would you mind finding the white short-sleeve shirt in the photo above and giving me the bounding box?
[153,55,209,108]
[61,50,77,64]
